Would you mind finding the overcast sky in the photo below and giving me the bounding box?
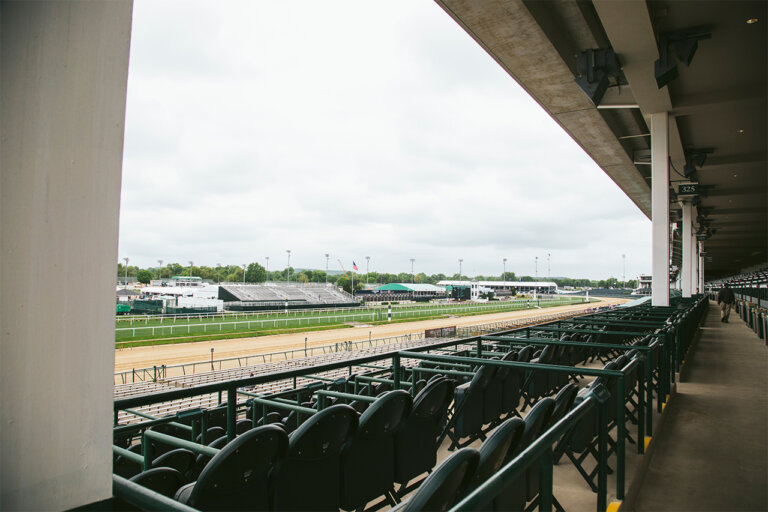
[119,0,651,280]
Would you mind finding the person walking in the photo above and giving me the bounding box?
[716,283,736,323]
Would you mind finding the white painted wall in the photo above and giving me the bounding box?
[0,2,133,509]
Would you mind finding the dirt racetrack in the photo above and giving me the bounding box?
[114,298,628,374]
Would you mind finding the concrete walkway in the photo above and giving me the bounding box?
[631,302,768,511]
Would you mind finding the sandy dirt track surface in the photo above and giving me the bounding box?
[114,298,627,373]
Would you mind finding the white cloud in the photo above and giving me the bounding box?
[119,0,651,280]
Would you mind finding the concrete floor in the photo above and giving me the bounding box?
[630,303,768,511]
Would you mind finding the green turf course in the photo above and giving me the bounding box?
[115,297,589,345]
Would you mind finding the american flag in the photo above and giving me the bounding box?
[352,261,359,271]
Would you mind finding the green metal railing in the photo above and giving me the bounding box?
[450,385,610,512]
[396,350,635,501]
[482,334,658,441]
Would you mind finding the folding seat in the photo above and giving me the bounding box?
[113,443,145,479]
[390,448,479,512]
[340,390,413,510]
[448,364,497,448]
[500,351,523,418]
[187,435,229,482]
[554,364,618,492]
[149,422,191,456]
[522,345,556,410]
[494,397,555,512]
[466,417,525,494]
[128,467,184,499]
[256,411,283,427]
[271,404,358,511]
[195,426,225,445]
[526,384,578,509]
[175,425,288,511]
[482,358,505,427]
[234,419,252,435]
[373,381,392,396]
[394,377,454,494]
[151,448,195,477]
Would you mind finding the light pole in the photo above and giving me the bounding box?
[535,256,538,279]
[324,253,329,285]
[458,259,463,280]
[622,254,626,286]
[286,250,291,284]
[503,258,507,288]
[242,264,246,284]
[365,256,370,285]
[157,259,163,281]
[216,263,221,284]
[189,261,194,278]
[265,257,269,283]
[123,257,129,288]
[547,253,551,280]
[410,258,415,284]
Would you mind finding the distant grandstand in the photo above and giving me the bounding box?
[219,283,359,311]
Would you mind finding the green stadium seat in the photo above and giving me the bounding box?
[175,425,288,511]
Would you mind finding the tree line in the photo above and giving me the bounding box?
[117,263,637,292]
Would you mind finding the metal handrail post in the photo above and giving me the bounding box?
[393,353,401,389]
[597,396,608,512]
[538,447,554,512]
[637,355,646,454]
[616,374,625,500]
[227,386,237,442]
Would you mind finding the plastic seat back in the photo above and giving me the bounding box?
[151,448,195,476]
[509,397,555,460]
[272,404,358,511]
[501,351,522,414]
[454,364,496,438]
[130,467,184,498]
[180,425,287,511]
[495,397,555,511]
[398,448,479,512]
[394,377,453,484]
[340,390,413,510]
[470,417,524,491]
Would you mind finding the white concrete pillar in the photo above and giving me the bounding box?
[698,242,705,291]
[651,112,670,306]
[681,202,693,298]
[1,2,132,509]
[691,232,699,294]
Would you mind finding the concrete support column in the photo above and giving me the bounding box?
[691,232,699,294]
[651,112,670,306]
[0,2,133,509]
[698,242,705,291]
[681,202,693,298]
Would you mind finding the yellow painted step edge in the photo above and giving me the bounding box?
[607,500,622,512]
[644,436,652,450]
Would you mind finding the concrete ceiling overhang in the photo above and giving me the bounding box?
[435,0,767,280]
[434,0,652,216]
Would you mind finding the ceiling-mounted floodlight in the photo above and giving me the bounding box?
[575,47,621,106]
[654,27,711,88]
[683,148,714,177]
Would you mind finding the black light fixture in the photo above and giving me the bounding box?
[654,27,711,88]
[575,47,621,105]
[683,148,714,178]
